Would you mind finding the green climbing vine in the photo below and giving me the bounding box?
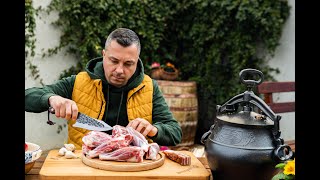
[25,0,44,86]
[25,0,36,58]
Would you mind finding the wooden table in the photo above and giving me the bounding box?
[25,150,212,180]
[26,142,294,180]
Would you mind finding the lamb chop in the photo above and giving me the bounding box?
[87,134,133,158]
[99,146,145,163]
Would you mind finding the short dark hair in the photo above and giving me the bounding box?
[105,28,141,55]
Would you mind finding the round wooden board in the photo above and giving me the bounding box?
[82,152,165,172]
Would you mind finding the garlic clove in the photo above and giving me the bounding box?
[64,143,76,152]
[65,150,77,159]
[58,147,68,156]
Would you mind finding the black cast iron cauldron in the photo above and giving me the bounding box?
[201,69,293,180]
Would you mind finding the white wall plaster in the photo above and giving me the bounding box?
[25,0,76,151]
[267,0,295,141]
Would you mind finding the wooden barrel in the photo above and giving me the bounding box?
[157,80,198,147]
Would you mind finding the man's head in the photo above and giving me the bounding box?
[102,28,141,87]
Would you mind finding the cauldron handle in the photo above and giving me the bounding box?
[201,124,215,144]
[274,144,294,161]
[201,131,211,144]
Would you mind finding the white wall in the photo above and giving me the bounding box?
[25,0,295,151]
[25,0,77,151]
[267,0,295,141]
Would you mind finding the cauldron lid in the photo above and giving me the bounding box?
[216,111,274,126]
[216,69,281,126]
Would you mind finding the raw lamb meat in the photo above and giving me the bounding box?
[112,125,128,138]
[145,143,160,160]
[126,126,149,152]
[82,131,112,147]
[82,144,94,156]
[99,146,145,163]
[163,150,191,166]
[112,125,149,152]
[81,125,161,163]
[87,134,133,158]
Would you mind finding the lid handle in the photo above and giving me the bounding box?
[216,68,281,136]
[239,68,264,90]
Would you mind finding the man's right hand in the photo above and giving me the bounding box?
[48,95,78,121]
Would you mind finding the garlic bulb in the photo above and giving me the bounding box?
[65,150,77,159]
[58,147,68,156]
[64,143,76,152]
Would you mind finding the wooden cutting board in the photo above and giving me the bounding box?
[82,151,165,171]
[39,149,210,180]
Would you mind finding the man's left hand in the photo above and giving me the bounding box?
[127,118,158,137]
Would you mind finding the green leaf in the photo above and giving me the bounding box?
[275,163,286,169]
[285,174,295,180]
[272,173,286,180]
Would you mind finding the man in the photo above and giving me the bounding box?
[25,28,182,149]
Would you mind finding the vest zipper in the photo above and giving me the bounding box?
[97,101,104,119]
[127,85,145,102]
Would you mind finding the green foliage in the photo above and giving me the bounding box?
[40,0,290,142]
[275,163,286,169]
[43,0,176,73]
[272,173,287,180]
[25,0,36,58]
[272,171,295,180]
[25,0,44,86]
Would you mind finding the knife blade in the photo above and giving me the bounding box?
[48,107,113,131]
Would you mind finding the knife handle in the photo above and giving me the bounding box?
[47,107,56,125]
[49,106,55,114]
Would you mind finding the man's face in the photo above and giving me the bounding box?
[102,40,139,87]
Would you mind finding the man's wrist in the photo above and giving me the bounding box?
[43,94,57,107]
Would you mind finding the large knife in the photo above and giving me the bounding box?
[48,107,113,131]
